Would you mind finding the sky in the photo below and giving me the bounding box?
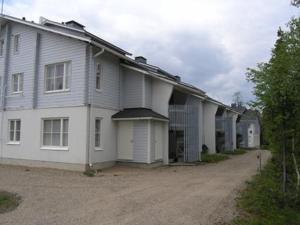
[2,0,299,104]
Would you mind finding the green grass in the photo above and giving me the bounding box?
[0,191,21,214]
[233,157,300,225]
[83,169,96,177]
[223,149,247,155]
[201,153,229,163]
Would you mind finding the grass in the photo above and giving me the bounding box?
[223,149,247,155]
[0,191,21,214]
[83,169,96,177]
[201,153,229,163]
[233,157,300,225]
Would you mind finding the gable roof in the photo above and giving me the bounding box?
[0,14,131,56]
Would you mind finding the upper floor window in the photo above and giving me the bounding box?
[0,40,4,56]
[14,34,20,54]
[45,62,70,92]
[9,119,21,143]
[12,73,23,93]
[96,63,102,91]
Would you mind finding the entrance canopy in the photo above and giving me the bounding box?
[112,108,168,122]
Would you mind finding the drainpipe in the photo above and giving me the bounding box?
[87,47,105,169]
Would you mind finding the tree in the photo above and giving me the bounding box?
[247,18,300,204]
[232,91,243,107]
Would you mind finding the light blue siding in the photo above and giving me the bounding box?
[145,76,152,108]
[88,51,121,110]
[133,120,148,163]
[122,68,143,108]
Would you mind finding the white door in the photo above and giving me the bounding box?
[118,121,133,160]
[155,122,163,160]
[248,124,255,148]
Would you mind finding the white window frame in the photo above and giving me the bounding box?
[11,73,23,94]
[14,34,20,54]
[0,39,4,57]
[94,118,102,150]
[95,63,102,91]
[41,118,69,151]
[8,119,21,144]
[44,62,71,93]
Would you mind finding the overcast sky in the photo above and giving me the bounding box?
[3,0,299,104]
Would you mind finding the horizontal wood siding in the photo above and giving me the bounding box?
[145,77,152,108]
[88,52,120,110]
[122,68,143,108]
[37,29,86,108]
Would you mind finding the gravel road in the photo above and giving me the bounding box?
[0,150,271,225]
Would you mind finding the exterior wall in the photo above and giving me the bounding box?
[145,77,152,108]
[152,79,173,117]
[88,106,119,165]
[0,106,88,166]
[133,120,149,163]
[203,102,218,154]
[122,68,144,108]
[237,119,260,148]
[2,22,87,110]
[88,51,121,110]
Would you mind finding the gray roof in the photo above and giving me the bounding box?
[112,108,168,121]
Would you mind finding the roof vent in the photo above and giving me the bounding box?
[135,56,147,64]
[174,75,181,82]
[22,17,26,21]
[65,20,85,30]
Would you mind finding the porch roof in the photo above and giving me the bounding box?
[112,108,168,121]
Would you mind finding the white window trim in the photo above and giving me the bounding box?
[41,118,69,150]
[11,73,23,94]
[7,119,21,144]
[94,117,103,151]
[13,34,20,54]
[95,63,102,92]
[44,62,71,93]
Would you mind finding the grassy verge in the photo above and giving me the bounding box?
[201,153,229,163]
[223,149,247,155]
[0,191,21,214]
[233,157,300,225]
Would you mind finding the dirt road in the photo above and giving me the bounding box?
[0,150,270,225]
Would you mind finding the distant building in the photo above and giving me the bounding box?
[231,104,261,148]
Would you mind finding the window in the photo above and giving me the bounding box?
[45,62,70,92]
[0,40,4,56]
[95,118,102,149]
[42,118,69,148]
[9,119,21,143]
[12,73,23,93]
[96,63,101,90]
[14,34,20,53]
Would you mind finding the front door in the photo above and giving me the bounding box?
[117,121,133,160]
[248,124,255,148]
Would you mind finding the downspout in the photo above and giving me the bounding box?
[87,47,105,168]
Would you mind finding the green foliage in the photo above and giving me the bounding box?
[0,191,21,214]
[223,149,247,155]
[234,156,300,225]
[201,153,229,163]
[83,169,96,177]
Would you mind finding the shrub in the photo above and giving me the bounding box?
[201,154,229,163]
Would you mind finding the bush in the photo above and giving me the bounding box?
[83,169,96,177]
[201,154,229,163]
[234,156,300,225]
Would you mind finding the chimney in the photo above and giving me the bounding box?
[22,17,26,21]
[135,56,147,64]
[174,75,181,82]
[65,20,85,30]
